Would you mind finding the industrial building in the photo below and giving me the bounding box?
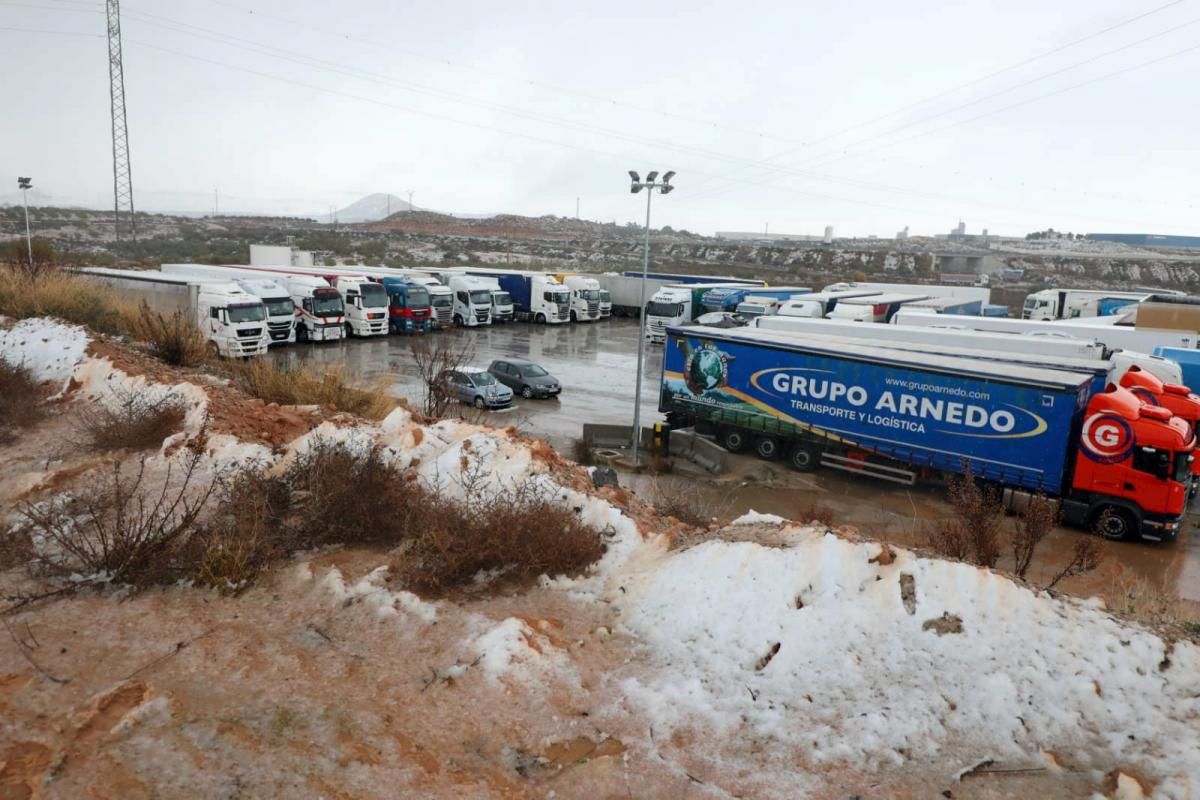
[1086,233,1200,249]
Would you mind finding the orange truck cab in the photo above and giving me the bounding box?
[1065,384,1193,541]
[1120,365,1200,490]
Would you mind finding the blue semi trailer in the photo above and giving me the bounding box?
[659,326,1192,538]
[699,286,812,314]
[464,270,570,323]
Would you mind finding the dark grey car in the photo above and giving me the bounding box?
[488,358,562,399]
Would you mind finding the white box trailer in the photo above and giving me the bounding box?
[824,281,990,305]
[892,309,1198,355]
[755,315,1110,360]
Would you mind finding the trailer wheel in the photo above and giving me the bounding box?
[719,428,748,453]
[1093,506,1137,541]
[754,436,781,461]
[787,444,819,472]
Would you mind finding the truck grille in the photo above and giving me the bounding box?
[237,327,263,338]
[648,318,667,336]
[587,301,599,316]
[435,307,451,326]
[557,303,570,318]
[474,310,490,323]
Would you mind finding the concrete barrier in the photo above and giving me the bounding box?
[668,429,732,474]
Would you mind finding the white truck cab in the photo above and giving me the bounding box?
[194,283,271,357]
[734,297,782,319]
[531,275,571,324]
[231,277,296,345]
[286,275,346,342]
[330,275,389,337]
[1022,289,1153,321]
[558,275,602,322]
[645,286,694,342]
[448,276,494,326]
[598,289,612,318]
[475,277,514,323]
[826,293,929,323]
[404,275,453,328]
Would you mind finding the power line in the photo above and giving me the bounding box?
[0,24,102,36]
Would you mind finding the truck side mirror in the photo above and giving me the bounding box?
[218,309,229,324]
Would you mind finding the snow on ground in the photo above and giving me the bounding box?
[0,317,89,389]
[731,509,787,526]
[614,528,1200,795]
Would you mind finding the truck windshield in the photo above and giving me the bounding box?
[431,294,452,308]
[312,293,343,316]
[470,290,492,304]
[228,304,266,323]
[1176,452,1193,483]
[1023,297,1037,310]
[581,289,600,301]
[264,298,293,317]
[599,291,610,302]
[551,291,570,303]
[402,287,430,308]
[493,292,512,305]
[359,283,388,308]
[647,301,684,317]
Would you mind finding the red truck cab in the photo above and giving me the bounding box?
[1120,365,1200,489]
[1067,384,1193,540]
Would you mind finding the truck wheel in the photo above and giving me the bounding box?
[754,436,781,460]
[570,310,577,322]
[207,341,221,360]
[535,313,546,324]
[788,444,819,472]
[296,324,308,343]
[1094,506,1137,541]
[719,428,748,453]
[344,323,353,338]
[521,385,534,399]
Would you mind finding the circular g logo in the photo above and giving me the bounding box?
[1081,413,1133,463]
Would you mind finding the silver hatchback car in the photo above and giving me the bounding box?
[442,368,514,409]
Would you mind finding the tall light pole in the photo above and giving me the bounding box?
[17,177,33,269]
[628,169,675,465]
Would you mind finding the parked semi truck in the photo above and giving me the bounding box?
[553,274,603,322]
[893,309,1199,356]
[473,277,514,323]
[700,286,812,314]
[646,283,762,342]
[1021,289,1162,320]
[824,281,990,305]
[194,283,271,357]
[328,276,389,337]
[160,264,298,344]
[448,276,494,327]
[777,289,881,318]
[378,277,433,334]
[598,289,612,318]
[463,270,570,323]
[286,276,345,342]
[826,293,930,322]
[660,326,1192,541]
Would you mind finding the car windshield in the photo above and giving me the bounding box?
[493,292,512,305]
[432,294,452,308]
[228,303,266,323]
[264,298,293,317]
[312,292,343,316]
[581,289,600,300]
[470,290,492,304]
[521,364,548,377]
[470,372,496,386]
[647,301,683,317]
[359,283,388,308]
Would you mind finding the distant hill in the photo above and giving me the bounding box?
[332,193,415,223]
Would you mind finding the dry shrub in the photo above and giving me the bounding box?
[793,499,836,526]
[0,359,47,442]
[78,386,187,451]
[409,331,474,417]
[1106,571,1200,634]
[645,476,731,527]
[18,445,214,586]
[0,268,134,334]
[125,301,208,366]
[1012,493,1058,579]
[929,470,1004,567]
[191,471,291,593]
[1045,536,1105,590]
[400,485,605,596]
[228,359,396,419]
[284,439,421,547]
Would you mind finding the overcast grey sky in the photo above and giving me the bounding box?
[3,0,1198,237]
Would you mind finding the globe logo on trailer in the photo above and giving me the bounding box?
[1081,413,1133,463]
[684,343,729,394]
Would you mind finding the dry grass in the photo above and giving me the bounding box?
[644,476,734,528]
[0,268,136,335]
[125,302,209,366]
[191,472,291,593]
[0,359,48,443]
[77,386,187,451]
[227,359,396,419]
[1104,571,1200,637]
[928,471,1004,567]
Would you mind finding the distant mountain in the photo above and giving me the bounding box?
[332,193,416,223]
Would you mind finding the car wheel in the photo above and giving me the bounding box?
[788,443,819,472]
[754,436,781,460]
[521,385,534,399]
[1094,506,1137,540]
[719,428,749,453]
[473,396,486,409]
